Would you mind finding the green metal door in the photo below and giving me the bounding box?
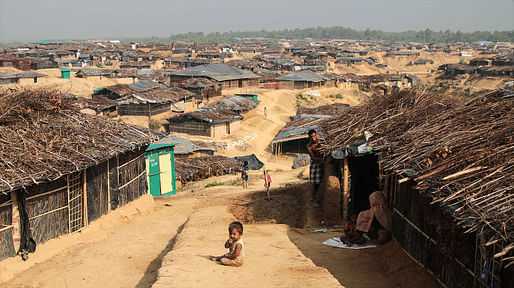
[148,154,161,196]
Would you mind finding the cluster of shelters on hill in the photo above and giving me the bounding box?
[0,88,160,261]
[2,38,512,95]
[166,95,260,137]
[439,53,514,77]
[87,80,194,116]
[309,88,513,287]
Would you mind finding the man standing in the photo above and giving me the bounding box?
[306,129,323,207]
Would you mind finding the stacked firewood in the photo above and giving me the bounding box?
[175,156,242,184]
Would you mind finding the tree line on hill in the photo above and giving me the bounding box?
[133,26,514,44]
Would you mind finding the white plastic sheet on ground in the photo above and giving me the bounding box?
[322,237,377,250]
[305,90,321,97]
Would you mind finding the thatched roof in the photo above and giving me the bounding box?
[168,109,243,124]
[119,87,193,104]
[0,88,160,193]
[94,84,135,97]
[175,156,240,184]
[296,103,349,116]
[77,97,116,112]
[276,70,326,82]
[170,63,259,82]
[320,88,513,249]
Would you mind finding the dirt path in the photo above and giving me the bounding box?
[0,195,195,288]
[154,206,342,288]
[0,171,439,288]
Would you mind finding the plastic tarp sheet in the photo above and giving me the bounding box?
[292,153,310,169]
[322,237,377,250]
[171,101,185,112]
[232,154,264,170]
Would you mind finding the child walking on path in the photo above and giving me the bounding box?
[263,169,272,200]
[210,222,245,267]
[241,161,249,189]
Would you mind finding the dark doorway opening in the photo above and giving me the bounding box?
[348,154,380,215]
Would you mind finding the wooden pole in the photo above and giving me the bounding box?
[342,157,349,221]
[384,172,390,206]
[82,170,88,227]
[107,160,111,213]
[67,174,70,233]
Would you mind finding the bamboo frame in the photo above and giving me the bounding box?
[0,200,12,208]
[117,154,145,170]
[118,170,146,190]
[29,206,67,221]
[83,170,88,227]
[26,186,66,201]
[0,224,13,233]
[342,158,349,220]
[67,174,70,233]
[107,160,111,213]
[393,207,437,245]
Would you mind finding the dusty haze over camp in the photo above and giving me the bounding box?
[0,0,513,43]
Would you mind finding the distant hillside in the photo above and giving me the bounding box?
[131,26,514,43]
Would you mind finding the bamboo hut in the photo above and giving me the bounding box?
[318,88,513,287]
[167,109,243,137]
[0,88,160,261]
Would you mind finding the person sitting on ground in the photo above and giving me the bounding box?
[356,191,392,245]
[210,221,245,267]
[340,214,366,246]
[241,161,249,189]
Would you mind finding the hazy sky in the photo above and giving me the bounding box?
[0,0,513,43]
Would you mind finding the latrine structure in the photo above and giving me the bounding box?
[319,88,513,287]
[0,89,159,261]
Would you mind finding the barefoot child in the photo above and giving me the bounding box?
[241,161,249,189]
[263,169,272,200]
[210,222,245,266]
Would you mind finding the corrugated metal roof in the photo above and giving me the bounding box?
[123,87,192,104]
[128,80,166,92]
[276,70,326,82]
[170,63,259,81]
[155,136,217,155]
[168,109,243,124]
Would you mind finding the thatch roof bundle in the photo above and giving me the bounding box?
[320,88,513,247]
[0,88,159,192]
[175,156,241,184]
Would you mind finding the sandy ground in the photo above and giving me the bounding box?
[154,207,341,288]
[0,169,439,288]
[0,56,459,287]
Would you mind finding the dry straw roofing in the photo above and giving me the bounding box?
[175,156,240,184]
[321,88,513,248]
[0,88,160,193]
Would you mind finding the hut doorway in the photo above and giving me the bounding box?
[145,145,176,197]
[347,154,380,215]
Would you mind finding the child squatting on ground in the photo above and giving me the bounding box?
[210,221,245,266]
